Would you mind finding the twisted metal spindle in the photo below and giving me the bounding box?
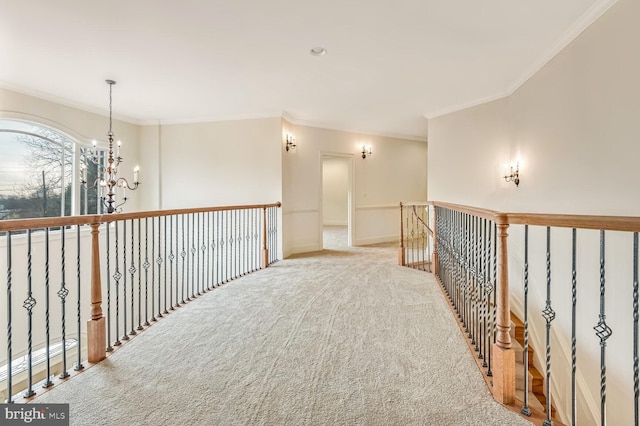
[43,228,53,387]
[594,230,612,426]
[571,228,578,425]
[113,221,122,345]
[163,216,169,313]
[23,229,36,397]
[143,218,150,326]
[521,225,531,417]
[191,213,197,297]
[6,231,13,402]
[137,219,143,330]
[542,227,556,426]
[106,225,113,351]
[59,226,70,377]
[169,215,176,309]
[151,218,156,320]
[634,232,639,426]
[75,225,84,370]
[121,220,129,341]
[156,216,163,317]
[129,219,137,335]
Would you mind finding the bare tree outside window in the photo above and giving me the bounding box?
[0,120,105,220]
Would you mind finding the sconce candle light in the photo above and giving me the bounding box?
[285,133,296,151]
[361,144,372,159]
[503,162,520,187]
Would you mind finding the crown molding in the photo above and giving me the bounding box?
[139,112,284,126]
[425,0,619,121]
[0,80,140,125]
[282,111,427,142]
[505,0,619,96]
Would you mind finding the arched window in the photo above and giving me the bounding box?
[0,119,106,219]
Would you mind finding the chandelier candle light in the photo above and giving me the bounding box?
[90,79,140,213]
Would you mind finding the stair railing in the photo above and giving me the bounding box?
[400,201,640,426]
[0,202,281,402]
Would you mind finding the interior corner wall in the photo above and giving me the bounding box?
[152,118,282,209]
[0,87,142,212]
[428,0,640,216]
[282,122,427,257]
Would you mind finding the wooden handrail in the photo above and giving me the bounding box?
[0,202,282,232]
[429,200,640,231]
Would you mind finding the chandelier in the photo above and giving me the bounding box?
[82,79,140,213]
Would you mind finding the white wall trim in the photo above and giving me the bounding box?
[284,244,323,258]
[283,208,319,215]
[354,234,398,246]
[355,204,398,211]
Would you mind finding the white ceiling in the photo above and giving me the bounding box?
[0,0,616,141]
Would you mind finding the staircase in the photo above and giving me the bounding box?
[511,313,556,418]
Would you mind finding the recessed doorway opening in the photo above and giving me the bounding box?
[321,154,354,250]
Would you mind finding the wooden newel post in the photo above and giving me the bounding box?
[87,223,106,363]
[261,207,269,269]
[492,217,515,404]
[398,203,405,266]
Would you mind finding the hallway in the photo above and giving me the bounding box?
[34,241,530,425]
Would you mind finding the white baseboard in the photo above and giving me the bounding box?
[354,235,398,246]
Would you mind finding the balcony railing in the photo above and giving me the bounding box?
[0,202,281,402]
[400,201,640,426]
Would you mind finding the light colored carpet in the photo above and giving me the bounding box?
[34,240,531,426]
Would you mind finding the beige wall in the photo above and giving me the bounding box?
[427,0,640,423]
[282,121,427,256]
[141,118,283,209]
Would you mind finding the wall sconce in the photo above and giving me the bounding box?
[503,162,520,187]
[285,134,296,151]
[361,144,372,159]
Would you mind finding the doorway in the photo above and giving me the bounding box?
[321,154,354,249]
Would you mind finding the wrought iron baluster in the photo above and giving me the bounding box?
[137,219,143,330]
[43,228,53,388]
[59,226,70,377]
[75,225,84,370]
[542,226,556,426]
[202,212,207,290]
[121,221,129,341]
[521,225,531,416]
[23,229,36,397]
[143,218,150,326]
[113,221,122,345]
[150,218,156,321]
[175,215,180,306]
[191,213,196,297]
[6,232,13,402]
[106,225,113,351]
[484,219,493,374]
[163,215,169,313]
[478,218,485,362]
[129,219,137,335]
[594,230,612,426]
[634,232,639,426]
[181,214,187,303]
[571,228,578,425]
[169,215,175,309]
[157,216,164,317]
[197,212,203,295]
[488,222,497,378]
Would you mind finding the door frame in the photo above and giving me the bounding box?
[319,152,355,247]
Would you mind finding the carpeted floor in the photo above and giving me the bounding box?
[34,231,531,425]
